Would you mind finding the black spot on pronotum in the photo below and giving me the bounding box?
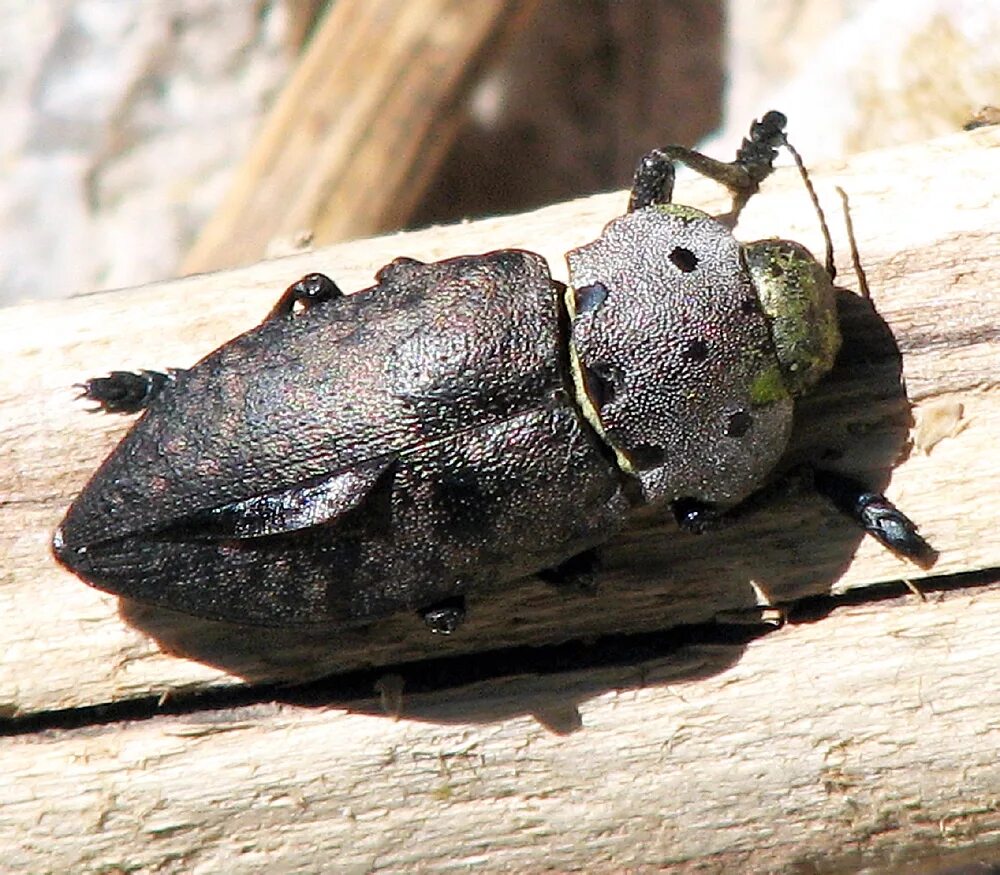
[582,362,618,410]
[574,282,609,315]
[628,443,665,470]
[682,338,709,362]
[725,409,752,438]
[669,247,699,273]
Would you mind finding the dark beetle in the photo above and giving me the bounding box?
[53,113,932,634]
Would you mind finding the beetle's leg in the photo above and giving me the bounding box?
[675,470,937,567]
[267,272,343,320]
[813,469,937,567]
[628,111,788,214]
[419,596,466,635]
[78,369,175,415]
[628,152,677,211]
[537,548,601,594]
[732,110,789,187]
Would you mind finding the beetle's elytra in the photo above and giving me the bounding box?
[54,112,933,633]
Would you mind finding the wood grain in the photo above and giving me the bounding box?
[4,585,999,872]
[2,127,1000,868]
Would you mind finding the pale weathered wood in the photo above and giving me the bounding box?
[182,0,541,274]
[1,128,998,725]
[3,583,999,872]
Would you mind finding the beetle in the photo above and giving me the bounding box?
[53,112,932,634]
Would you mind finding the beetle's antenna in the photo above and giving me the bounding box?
[781,136,836,280]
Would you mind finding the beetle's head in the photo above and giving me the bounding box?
[742,237,841,396]
[564,204,839,505]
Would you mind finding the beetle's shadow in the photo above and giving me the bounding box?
[119,287,920,731]
[121,595,758,733]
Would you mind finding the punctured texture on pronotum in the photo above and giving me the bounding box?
[566,203,797,508]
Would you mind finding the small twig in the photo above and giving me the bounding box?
[837,185,871,299]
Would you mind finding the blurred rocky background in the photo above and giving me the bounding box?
[1,0,997,305]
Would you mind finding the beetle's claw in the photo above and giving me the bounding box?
[734,110,788,184]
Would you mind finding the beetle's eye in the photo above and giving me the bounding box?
[574,282,608,315]
[669,246,699,273]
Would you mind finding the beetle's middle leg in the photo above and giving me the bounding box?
[628,111,788,215]
[418,596,466,635]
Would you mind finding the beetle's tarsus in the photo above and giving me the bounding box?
[628,151,676,211]
[419,597,466,635]
[78,369,173,414]
[628,111,788,217]
[268,272,343,320]
[733,110,788,185]
[813,469,937,567]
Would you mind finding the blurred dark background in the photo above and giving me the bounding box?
[1,0,994,303]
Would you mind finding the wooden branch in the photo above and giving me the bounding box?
[4,585,1000,871]
[181,0,541,274]
[2,127,999,719]
[2,124,999,872]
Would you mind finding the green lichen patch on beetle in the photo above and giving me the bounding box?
[745,239,841,396]
[749,363,791,406]
[653,202,708,224]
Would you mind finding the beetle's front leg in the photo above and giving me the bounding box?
[674,469,937,568]
[79,369,176,415]
[628,110,788,214]
[813,469,937,566]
